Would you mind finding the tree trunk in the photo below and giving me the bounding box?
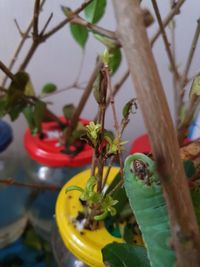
[112,1,200,266]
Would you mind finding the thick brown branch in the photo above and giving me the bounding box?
[112,1,200,266]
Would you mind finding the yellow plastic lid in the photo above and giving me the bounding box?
[56,167,124,267]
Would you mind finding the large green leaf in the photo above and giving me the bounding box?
[102,242,150,267]
[84,0,107,24]
[70,24,88,48]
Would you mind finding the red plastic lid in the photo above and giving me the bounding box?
[24,118,93,167]
[129,134,151,154]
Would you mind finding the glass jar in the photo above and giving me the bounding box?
[0,120,30,248]
[24,118,93,241]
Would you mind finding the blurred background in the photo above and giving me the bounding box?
[0,0,199,155]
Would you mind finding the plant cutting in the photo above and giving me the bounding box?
[1,1,200,267]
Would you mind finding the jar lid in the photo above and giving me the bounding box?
[56,167,124,267]
[0,120,13,152]
[24,118,93,167]
[130,134,151,154]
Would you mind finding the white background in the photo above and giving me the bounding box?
[0,1,199,156]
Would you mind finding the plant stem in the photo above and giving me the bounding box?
[112,1,200,266]
[104,65,124,180]
[63,61,102,145]
[42,0,93,41]
[0,61,15,82]
[0,178,60,191]
[1,0,46,87]
[151,0,180,82]
[151,0,185,46]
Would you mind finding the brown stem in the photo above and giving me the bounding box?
[63,61,102,145]
[102,156,115,189]
[112,1,200,266]
[151,0,180,81]
[19,41,39,71]
[0,61,15,82]
[1,0,46,87]
[42,0,93,41]
[105,66,124,180]
[0,178,60,191]
[70,16,119,46]
[33,0,41,38]
[151,0,185,46]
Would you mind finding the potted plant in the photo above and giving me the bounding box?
[1,1,200,267]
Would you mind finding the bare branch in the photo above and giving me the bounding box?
[151,0,180,81]
[33,0,41,38]
[40,12,53,36]
[0,61,15,82]
[151,0,185,46]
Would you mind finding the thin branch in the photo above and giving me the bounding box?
[42,0,93,41]
[0,178,61,191]
[181,19,200,88]
[151,0,180,81]
[105,65,124,181]
[14,19,27,38]
[151,0,185,46]
[70,16,119,45]
[1,0,46,87]
[63,61,102,145]
[40,12,53,36]
[33,0,41,38]
[0,61,15,82]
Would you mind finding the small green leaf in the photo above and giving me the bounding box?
[65,185,84,193]
[70,24,89,48]
[63,104,76,120]
[42,83,57,94]
[23,106,36,132]
[84,0,107,24]
[93,33,117,49]
[189,74,200,98]
[33,100,47,133]
[108,48,122,74]
[24,78,35,96]
[102,242,150,267]
[183,160,196,178]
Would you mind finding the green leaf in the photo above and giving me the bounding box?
[9,102,26,121]
[42,83,57,94]
[70,24,89,48]
[108,48,122,74]
[24,78,35,96]
[189,74,200,98]
[84,0,107,24]
[63,104,76,120]
[102,242,150,267]
[23,106,36,132]
[33,101,47,133]
[93,33,117,49]
[183,160,196,178]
